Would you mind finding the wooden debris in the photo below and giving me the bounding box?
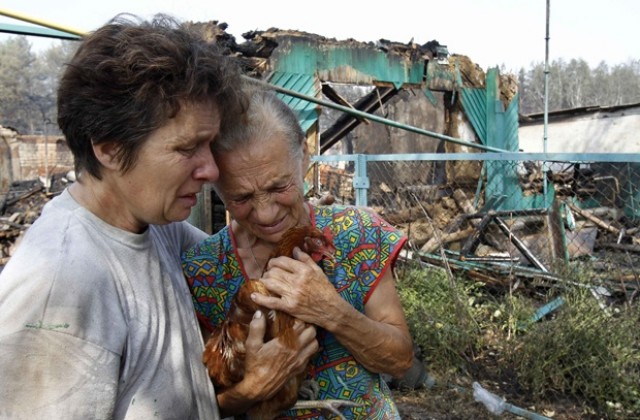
[0,174,70,268]
[421,226,475,254]
[565,200,621,235]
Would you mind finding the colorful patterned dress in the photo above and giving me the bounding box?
[182,204,407,419]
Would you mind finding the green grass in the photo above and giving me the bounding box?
[395,261,640,417]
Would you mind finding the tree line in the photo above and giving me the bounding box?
[0,37,76,135]
[1,35,639,135]
[516,58,640,114]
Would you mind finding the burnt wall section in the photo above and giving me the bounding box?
[0,127,16,205]
[0,129,74,185]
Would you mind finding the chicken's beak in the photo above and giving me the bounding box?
[321,244,337,262]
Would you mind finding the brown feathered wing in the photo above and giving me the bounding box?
[203,226,335,420]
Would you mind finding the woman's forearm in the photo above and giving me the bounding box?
[321,295,414,377]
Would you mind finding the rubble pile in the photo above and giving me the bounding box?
[318,162,640,305]
[0,175,70,268]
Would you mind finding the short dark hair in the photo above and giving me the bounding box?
[57,13,245,179]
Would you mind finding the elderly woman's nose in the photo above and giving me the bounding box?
[251,194,278,220]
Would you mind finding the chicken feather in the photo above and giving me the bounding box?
[203,225,335,420]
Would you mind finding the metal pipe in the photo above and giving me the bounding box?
[542,0,551,207]
[353,154,369,206]
[0,8,85,37]
[465,208,548,220]
[494,216,549,272]
[44,123,49,194]
[245,77,509,154]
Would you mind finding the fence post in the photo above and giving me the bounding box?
[353,154,370,206]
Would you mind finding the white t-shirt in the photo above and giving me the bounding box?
[0,189,219,419]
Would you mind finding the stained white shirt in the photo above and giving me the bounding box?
[0,189,219,419]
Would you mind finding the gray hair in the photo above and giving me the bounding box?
[213,86,305,160]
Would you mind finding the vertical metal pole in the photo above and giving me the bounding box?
[353,154,369,206]
[543,0,551,207]
[43,121,49,194]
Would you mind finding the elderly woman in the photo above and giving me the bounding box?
[0,14,263,419]
[182,86,414,418]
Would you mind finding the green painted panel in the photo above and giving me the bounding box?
[269,39,424,88]
[504,92,520,152]
[267,72,320,133]
[425,61,455,92]
[461,88,487,144]
[461,69,553,211]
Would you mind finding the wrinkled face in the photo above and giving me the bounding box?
[214,134,308,244]
[112,102,221,231]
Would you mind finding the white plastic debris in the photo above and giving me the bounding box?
[473,381,506,415]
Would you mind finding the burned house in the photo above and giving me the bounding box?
[186,23,639,296]
[186,22,528,238]
[2,21,639,298]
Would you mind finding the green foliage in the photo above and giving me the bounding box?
[396,264,484,373]
[518,58,640,114]
[503,287,640,416]
[0,35,76,134]
[397,262,640,417]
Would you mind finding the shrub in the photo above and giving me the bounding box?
[503,286,640,416]
[396,263,484,375]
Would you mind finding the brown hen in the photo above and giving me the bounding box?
[203,225,336,420]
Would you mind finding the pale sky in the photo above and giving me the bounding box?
[0,0,638,73]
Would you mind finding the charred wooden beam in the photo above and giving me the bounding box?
[319,86,398,154]
[3,184,44,208]
[460,213,493,258]
[599,243,640,253]
[494,216,549,272]
[0,218,27,230]
[420,226,475,254]
[565,201,621,235]
[465,207,548,220]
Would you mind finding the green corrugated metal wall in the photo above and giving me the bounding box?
[461,68,554,211]
[267,72,320,133]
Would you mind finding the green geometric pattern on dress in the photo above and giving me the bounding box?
[182,226,247,328]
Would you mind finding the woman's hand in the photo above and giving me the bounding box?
[216,309,318,416]
[253,247,343,327]
[252,248,414,378]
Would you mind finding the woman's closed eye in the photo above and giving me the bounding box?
[231,195,251,205]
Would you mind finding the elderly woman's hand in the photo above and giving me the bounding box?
[253,248,414,378]
[217,309,318,416]
[253,248,345,327]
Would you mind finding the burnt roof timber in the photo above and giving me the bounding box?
[320,86,399,153]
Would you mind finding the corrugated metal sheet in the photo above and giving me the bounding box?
[267,72,321,133]
[461,88,487,144]
[461,68,520,152]
[459,70,554,211]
